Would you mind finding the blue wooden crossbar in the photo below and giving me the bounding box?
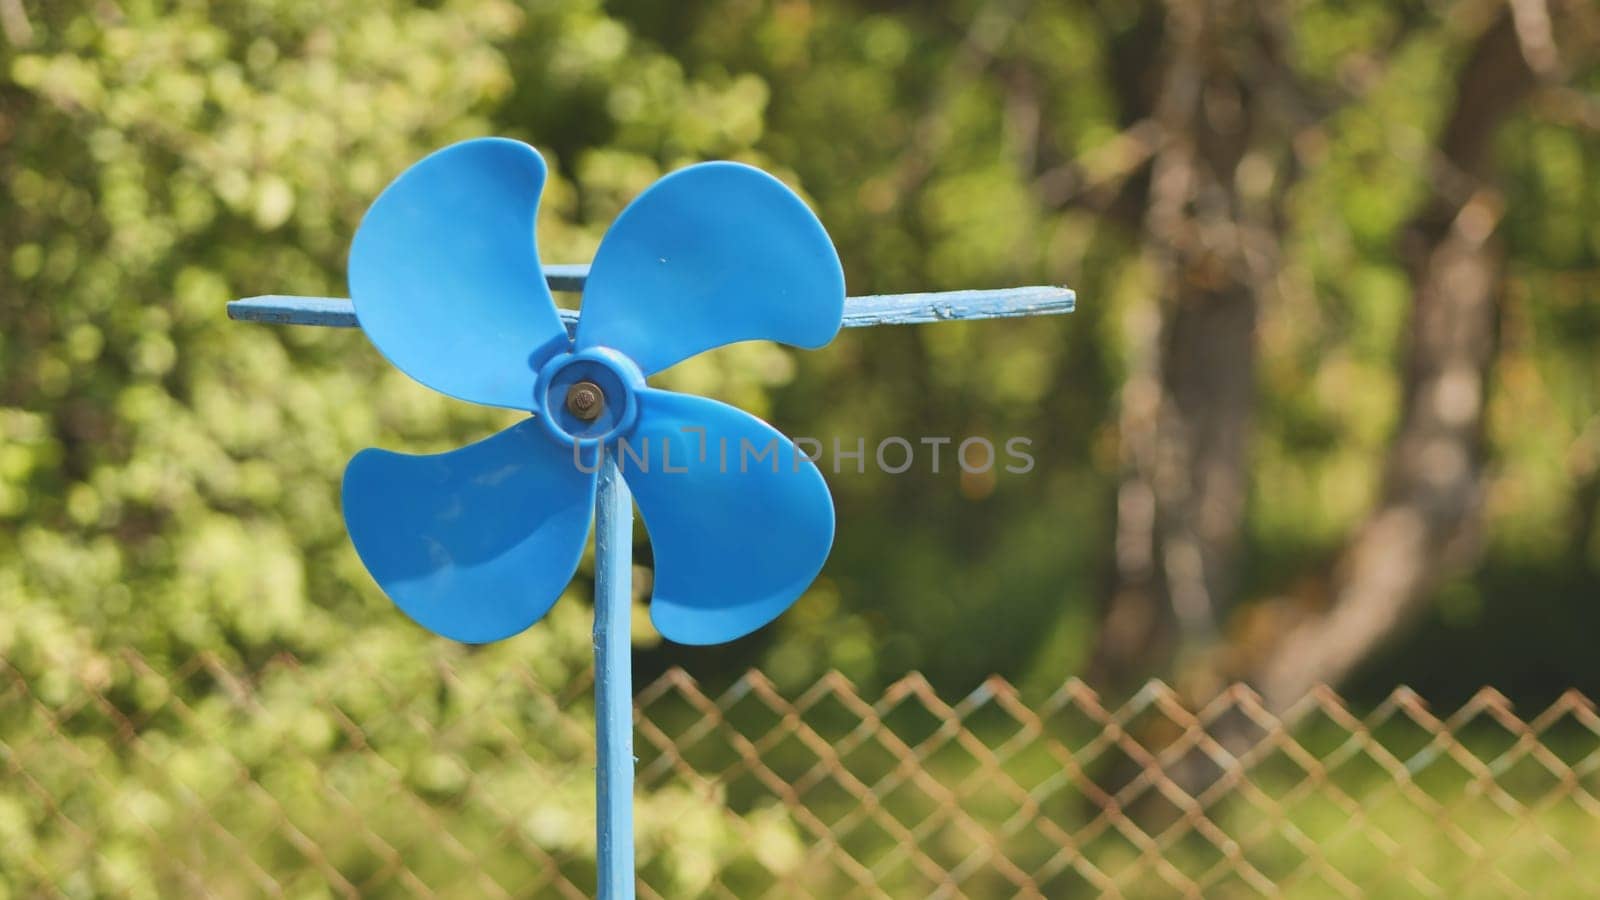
[226,265,1075,331]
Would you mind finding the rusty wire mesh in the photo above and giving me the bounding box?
[4,650,1600,898]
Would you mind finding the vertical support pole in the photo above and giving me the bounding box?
[593,453,635,899]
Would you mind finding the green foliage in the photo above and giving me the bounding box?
[0,1,802,892]
[3,0,1599,891]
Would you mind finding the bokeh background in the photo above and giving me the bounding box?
[4,0,1600,896]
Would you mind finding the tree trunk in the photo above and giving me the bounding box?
[1092,0,1292,695]
[1245,11,1546,713]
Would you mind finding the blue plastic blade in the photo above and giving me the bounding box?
[621,389,834,644]
[342,419,596,643]
[348,138,570,410]
[574,163,846,375]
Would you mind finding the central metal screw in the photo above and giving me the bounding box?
[566,381,605,421]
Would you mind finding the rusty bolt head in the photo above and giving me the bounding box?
[566,381,605,421]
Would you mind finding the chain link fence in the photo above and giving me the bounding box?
[5,649,1600,898]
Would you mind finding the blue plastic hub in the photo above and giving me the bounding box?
[534,346,645,446]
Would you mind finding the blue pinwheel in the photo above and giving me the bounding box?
[341,138,844,646]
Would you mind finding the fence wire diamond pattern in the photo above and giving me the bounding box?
[4,652,1600,898]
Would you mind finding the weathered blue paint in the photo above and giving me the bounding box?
[593,456,635,900]
[228,295,362,328]
[839,285,1075,326]
[227,283,1074,331]
[544,263,590,293]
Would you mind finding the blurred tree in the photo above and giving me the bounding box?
[1082,0,1600,714]
[1090,0,1297,694]
[0,0,802,891]
[1242,4,1568,711]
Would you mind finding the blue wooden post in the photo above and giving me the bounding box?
[592,454,634,899]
